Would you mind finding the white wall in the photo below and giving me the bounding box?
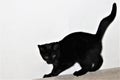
[0,0,119,79]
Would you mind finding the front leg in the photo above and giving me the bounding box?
[43,73,53,78]
[43,65,63,78]
[43,62,74,78]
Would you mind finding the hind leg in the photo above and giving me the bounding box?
[89,55,103,72]
[73,67,89,76]
[73,59,92,76]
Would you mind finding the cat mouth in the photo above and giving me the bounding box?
[46,61,52,64]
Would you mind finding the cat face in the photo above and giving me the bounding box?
[38,43,60,64]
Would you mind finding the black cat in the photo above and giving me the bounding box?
[38,3,117,78]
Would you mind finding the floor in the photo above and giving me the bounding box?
[34,67,120,80]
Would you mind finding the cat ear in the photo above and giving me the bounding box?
[53,43,59,50]
[38,45,41,48]
[38,45,44,51]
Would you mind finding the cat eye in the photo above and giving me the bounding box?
[52,54,56,58]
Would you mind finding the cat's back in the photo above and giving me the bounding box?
[59,32,99,53]
[60,32,96,43]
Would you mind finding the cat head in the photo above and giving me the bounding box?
[38,42,60,64]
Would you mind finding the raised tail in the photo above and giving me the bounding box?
[96,3,117,40]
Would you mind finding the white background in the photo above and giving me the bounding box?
[0,0,120,79]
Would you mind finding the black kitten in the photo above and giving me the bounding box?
[38,3,117,78]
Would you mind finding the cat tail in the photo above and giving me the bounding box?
[96,3,117,40]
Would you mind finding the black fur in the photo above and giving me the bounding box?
[38,3,117,78]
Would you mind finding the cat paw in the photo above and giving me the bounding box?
[73,71,80,76]
[43,74,52,78]
[73,70,88,76]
